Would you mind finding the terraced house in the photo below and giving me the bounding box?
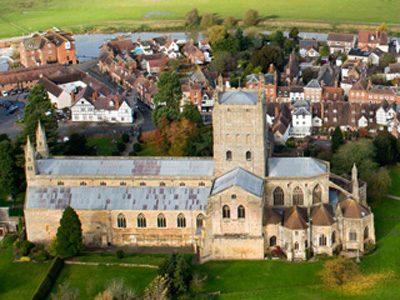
[24,88,375,262]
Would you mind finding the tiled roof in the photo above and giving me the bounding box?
[283,206,308,230]
[305,79,322,89]
[211,168,264,197]
[263,207,282,225]
[38,77,63,97]
[268,157,327,177]
[218,90,258,105]
[26,186,210,211]
[311,204,335,226]
[37,158,214,177]
[327,33,355,43]
[338,199,371,218]
[358,30,388,45]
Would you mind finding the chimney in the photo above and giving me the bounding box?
[275,106,279,117]
[71,92,75,102]
[367,79,372,91]
[320,80,324,87]
[334,79,338,87]
[321,102,324,120]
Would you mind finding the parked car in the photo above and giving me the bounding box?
[1,91,8,97]
[1,100,12,108]
[9,89,17,96]
[6,106,18,115]
[14,102,25,108]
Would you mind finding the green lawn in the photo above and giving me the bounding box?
[74,252,167,266]
[0,248,51,300]
[87,137,118,156]
[0,0,399,39]
[49,264,158,299]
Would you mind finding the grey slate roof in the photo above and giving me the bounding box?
[305,79,322,89]
[268,158,327,177]
[36,158,214,177]
[211,168,264,197]
[218,91,258,105]
[26,186,210,211]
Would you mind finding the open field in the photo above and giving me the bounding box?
[0,0,399,39]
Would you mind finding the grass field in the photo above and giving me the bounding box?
[87,137,117,156]
[0,0,399,39]
[0,248,51,300]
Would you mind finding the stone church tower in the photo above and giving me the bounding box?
[212,87,269,177]
[36,121,49,159]
[25,137,37,180]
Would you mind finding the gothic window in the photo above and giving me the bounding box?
[226,151,232,161]
[319,234,327,246]
[180,182,186,186]
[157,214,166,228]
[177,213,186,228]
[237,205,245,219]
[160,182,166,187]
[273,187,284,206]
[313,184,322,204]
[246,151,252,161]
[117,214,126,228]
[80,181,87,186]
[120,182,126,186]
[364,227,369,240]
[222,205,230,219]
[196,214,204,228]
[293,187,304,206]
[57,181,64,186]
[270,236,277,247]
[137,213,146,228]
[349,231,357,241]
[140,182,146,186]
[294,241,299,250]
[100,182,107,186]
[199,182,205,186]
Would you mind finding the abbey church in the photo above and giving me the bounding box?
[24,85,375,262]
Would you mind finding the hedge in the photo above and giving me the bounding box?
[31,257,64,300]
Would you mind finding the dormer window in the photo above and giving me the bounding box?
[109,100,115,107]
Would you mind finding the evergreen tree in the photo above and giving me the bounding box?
[55,206,84,258]
[373,131,398,166]
[289,27,300,41]
[331,126,345,154]
[153,71,182,110]
[180,103,202,125]
[185,8,200,27]
[23,84,58,146]
[159,253,190,298]
[0,140,18,196]
[243,9,259,26]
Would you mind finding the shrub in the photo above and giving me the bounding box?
[364,242,377,254]
[271,246,285,258]
[200,14,218,28]
[121,133,130,143]
[116,250,124,259]
[13,240,34,258]
[32,257,65,300]
[117,142,126,153]
[305,248,312,260]
[319,256,360,288]
[1,234,18,248]
[224,16,236,27]
[31,246,50,261]
[133,143,141,152]
[128,151,136,156]
[244,9,259,26]
[111,149,120,156]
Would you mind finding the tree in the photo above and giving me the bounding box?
[64,134,95,156]
[159,253,191,298]
[0,140,18,196]
[243,9,258,26]
[271,30,285,48]
[319,44,330,57]
[207,25,227,44]
[144,276,169,300]
[212,35,239,55]
[185,8,200,27]
[153,71,182,109]
[185,126,213,156]
[331,126,345,154]
[319,256,360,289]
[368,167,392,204]
[373,131,398,166]
[224,16,236,28]
[284,39,297,54]
[55,206,84,258]
[23,84,58,146]
[250,45,284,72]
[377,22,389,32]
[166,118,198,156]
[200,14,217,28]
[152,105,180,128]
[180,103,202,125]
[209,51,237,73]
[289,27,300,41]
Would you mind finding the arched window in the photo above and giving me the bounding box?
[157,214,166,228]
[349,231,357,241]
[226,151,232,161]
[319,234,327,246]
[293,187,304,206]
[57,181,64,186]
[180,182,186,186]
[294,241,299,250]
[196,214,204,228]
[80,181,87,186]
[364,227,369,240]
[177,213,186,228]
[238,205,245,219]
[331,231,336,244]
[270,236,277,247]
[117,214,126,228]
[159,182,166,187]
[313,184,322,204]
[222,205,230,219]
[246,151,252,161]
[120,182,127,186]
[100,181,107,186]
[137,213,146,228]
[139,182,146,186]
[273,187,284,206]
[199,182,205,186]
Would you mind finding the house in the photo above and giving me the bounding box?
[375,100,398,126]
[299,40,320,58]
[290,100,312,138]
[349,79,400,104]
[281,52,299,85]
[183,40,206,64]
[139,53,168,74]
[19,30,76,68]
[322,87,343,102]
[304,79,323,103]
[326,33,356,54]
[347,48,372,64]
[385,63,400,81]
[246,70,277,102]
[357,30,389,53]
[272,105,292,143]
[133,75,157,108]
[38,77,72,109]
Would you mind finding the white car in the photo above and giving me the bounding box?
[1,91,8,97]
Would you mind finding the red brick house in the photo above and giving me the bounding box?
[357,30,389,53]
[326,33,356,54]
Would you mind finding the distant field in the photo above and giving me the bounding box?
[0,0,399,39]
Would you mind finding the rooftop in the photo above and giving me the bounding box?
[218,90,258,105]
[268,157,327,177]
[36,157,214,177]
